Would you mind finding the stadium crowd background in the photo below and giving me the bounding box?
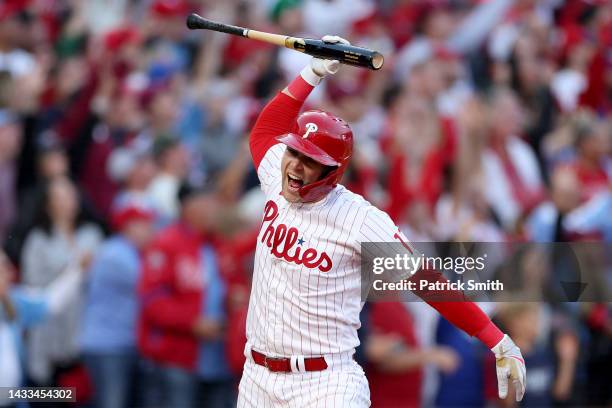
[0,0,610,407]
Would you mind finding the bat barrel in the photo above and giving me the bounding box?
[301,39,384,70]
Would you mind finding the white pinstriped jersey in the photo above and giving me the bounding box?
[246,144,410,357]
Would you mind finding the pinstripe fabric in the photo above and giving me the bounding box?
[240,144,411,406]
[238,358,370,407]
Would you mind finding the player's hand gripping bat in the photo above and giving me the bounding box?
[186,13,384,71]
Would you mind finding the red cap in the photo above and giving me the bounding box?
[151,0,190,18]
[104,27,141,51]
[111,204,155,231]
[0,0,30,21]
[351,11,384,35]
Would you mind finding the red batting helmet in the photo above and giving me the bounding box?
[276,110,353,202]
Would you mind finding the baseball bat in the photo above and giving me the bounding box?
[186,13,384,70]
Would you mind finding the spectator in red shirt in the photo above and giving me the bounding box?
[365,301,459,408]
[384,0,423,49]
[382,88,456,221]
[218,229,257,377]
[482,88,545,231]
[78,88,147,218]
[568,116,610,202]
[138,183,231,408]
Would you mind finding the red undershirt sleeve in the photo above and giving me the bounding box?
[249,92,304,170]
[408,269,504,349]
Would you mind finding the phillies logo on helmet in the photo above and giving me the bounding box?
[302,122,318,139]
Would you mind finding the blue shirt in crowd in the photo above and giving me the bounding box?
[1,289,50,393]
[435,318,486,407]
[197,244,231,381]
[519,344,555,408]
[528,192,612,242]
[80,235,141,353]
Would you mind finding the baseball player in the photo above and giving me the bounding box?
[238,36,526,407]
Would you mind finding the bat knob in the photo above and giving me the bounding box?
[186,13,204,30]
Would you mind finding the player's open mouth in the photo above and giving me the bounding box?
[287,173,304,190]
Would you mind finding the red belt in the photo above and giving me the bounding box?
[251,350,328,372]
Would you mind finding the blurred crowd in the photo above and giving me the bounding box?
[0,0,611,407]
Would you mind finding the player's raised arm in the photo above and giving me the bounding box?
[249,36,349,169]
